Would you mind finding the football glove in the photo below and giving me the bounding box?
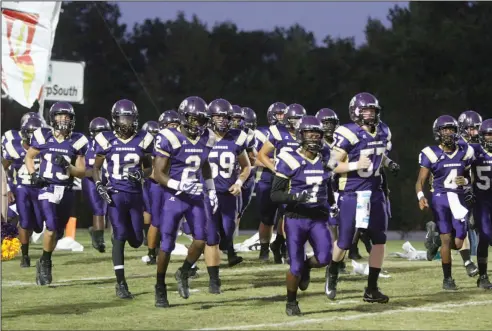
[178,179,203,196]
[464,188,476,208]
[208,189,219,214]
[53,154,70,170]
[127,169,143,184]
[96,181,112,204]
[30,172,48,187]
[387,161,400,176]
[330,205,340,218]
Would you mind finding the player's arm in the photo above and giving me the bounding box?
[257,141,276,172]
[67,155,86,178]
[92,155,105,183]
[1,158,15,203]
[142,154,153,178]
[153,156,172,187]
[25,147,40,175]
[270,174,309,204]
[229,150,251,196]
[415,166,430,210]
[331,148,370,174]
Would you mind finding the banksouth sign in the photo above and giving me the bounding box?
[44,60,85,104]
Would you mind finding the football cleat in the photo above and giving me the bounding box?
[147,255,157,265]
[89,227,106,253]
[442,277,458,291]
[115,282,134,299]
[339,261,349,274]
[465,261,479,277]
[209,278,222,294]
[348,248,362,260]
[286,301,302,316]
[270,241,283,264]
[175,268,190,299]
[259,247,269,261]
[155,284,170,307]
[363,287,389,303]
[227,253,244,267]
[425,221,441,261]
[325,267,338,300]
[298,267,311,291]
[20,255,31,268]
[36,259,52,286]
[477,275,492,289]
[189,266,200,279]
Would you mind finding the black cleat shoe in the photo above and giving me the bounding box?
[209,278,222,294]
[298,267,311,291]
[442,277,458,290]
[147,255,157,265]
[155,284,170,307]
[286,301,302,316]
[270,241,283,264]
[227,254,244,267]
[35,259,52,286]
[175,268,190,299]
[348,248,362,260]
[20,255,31,268]
[465,261,479,277]
[425,221,441,261]
[259,247,269,261]
[363,287,389,303]
[339,261,348,274]
[89,227,106,253]
[325,267,338,300]
[477,275,492,289]
[189,267,199,279]
[115,282,134,299]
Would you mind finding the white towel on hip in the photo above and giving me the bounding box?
[355,190,372,229]
[446,192,468,221]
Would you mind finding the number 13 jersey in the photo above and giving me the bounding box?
[154,127,216,199]
[333,123,390,192]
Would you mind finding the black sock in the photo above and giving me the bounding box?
[274,234,285,246]
[112,239,126,284]
[460,249,471,263]
[182,259,193,272]
[156,272,165,286]
[442,263,452,279]
[93,229,104,241]
[41,250,52,261]
[328,261,340,274]
[115,268,125,284]
[148,248,156,257]
[143,223,150,239]
[368,267,381,289]
[207,266,219,280]
[21,244,29,256]
[287,290,297,303]
[478,263,487,276]
[260,243,269,251]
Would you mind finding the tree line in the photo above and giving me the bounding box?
[3,1,492,231]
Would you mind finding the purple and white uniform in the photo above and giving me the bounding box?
[471,143,492,243]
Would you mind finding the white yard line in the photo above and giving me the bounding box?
[194,300,492,330]
[2,264,288,287]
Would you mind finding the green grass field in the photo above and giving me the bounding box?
[2,232,492,330]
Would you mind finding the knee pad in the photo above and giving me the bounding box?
[128,237,143,249]
[316,251,331,267]
[370,231,387,245]
[160,232,177,253]
[289,261,303,278]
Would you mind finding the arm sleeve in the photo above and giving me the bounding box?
[270,175,297,204]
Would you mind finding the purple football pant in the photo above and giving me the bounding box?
[82,177,107,216]
[473,193,492,244]
[160,189,207,253]
[16,185,43,233]
[285,217,332,277]
[337,190,388,250]
[202,192,220,246]
[39,187,74,240]
[7,202,17,218]
[238,174,256,217]
[107,191,144,247]
[215,192,239,249]
[143,178,152,214]
[255,180,278,226]
[431,193,468,240]
[149,179,164,227]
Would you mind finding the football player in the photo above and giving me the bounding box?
[470,119,492,288]
[258,103,306,264]
[141,121,160,246]
[253,103,287,261]
[208,99,251,266]
[325,92,396,303]
[84,117,111,253]
[415,115,475,290]
[25,102,88,286]
[1,112,42,147]
[153,96,217,308]
[271,116,334,316]
[92,99,154,299]
[2,117,43,267]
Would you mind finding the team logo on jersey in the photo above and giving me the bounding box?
[48,138,54,142]
[113,141,118,145]
[169,197,176,201]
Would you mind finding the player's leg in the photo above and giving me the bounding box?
[219,193,243,267]
[459,232,478,277]
[325,193,355,300]
[82,178,107,253]
[256,181,277,260]
[365,191,389,303]
[147,180,163,265]
[271,205,287,264]
[474,198,492,289]
[304,219,333,290]
[142,178,152,246]
[16,186,37,267]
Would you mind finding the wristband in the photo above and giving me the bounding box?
[167,178,180,191]
[205,178,215,191]
[383,157,392,167]
[417,191,425,201]
[348,162,358,171]
[235,179,243,187]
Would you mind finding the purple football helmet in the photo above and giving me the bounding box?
[20,117,43,142]
[315,108,339,138]
[111,99,139,137]
[296,115,324,153]
[142,121,159,136]
[89,117,111,138]
[208,98,233,133]
[348,92,381,126]
[178,96,209,137]
[433,115,459,147]
[49,102,76,132]
[479,119,492,152]
[283,103,307,131]
[158,110,180,129]
[230,105,245,130]
[458,110,482,143]
[242,107,257,131]
[266,102,287,125]
[20,112,42,127]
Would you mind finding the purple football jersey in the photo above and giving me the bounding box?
[333,123,390,192]
[154,127,215,199]
[267,124,300,155]
[2,137,40,186]
[378,121,393,155]
[85,138,109,183]
[471,143,492,196]
[94,130,154,193]
[254,126,274,183]
[1,129,22,150]
[275,149,331,209]
[419,144,474,194]
[458,136,469,149]
[208,128,249,193]
[31,128,88,185]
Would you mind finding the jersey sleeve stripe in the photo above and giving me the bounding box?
[4,141,20,159]
[277,151,300,170]
[72,135,89,151]
[235,131,248,146]
[422,147,438,164]
[140,132,154,149]
[276,172,289,179]
[270,125,282,141]
[33,128,45,145]
[335,126,359,145]
[254,130,267,143]
[206,128,216,148]
[94,132,111,151]
[155,147,170,157]
[162,129,181,149]
[463,145,475,161]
